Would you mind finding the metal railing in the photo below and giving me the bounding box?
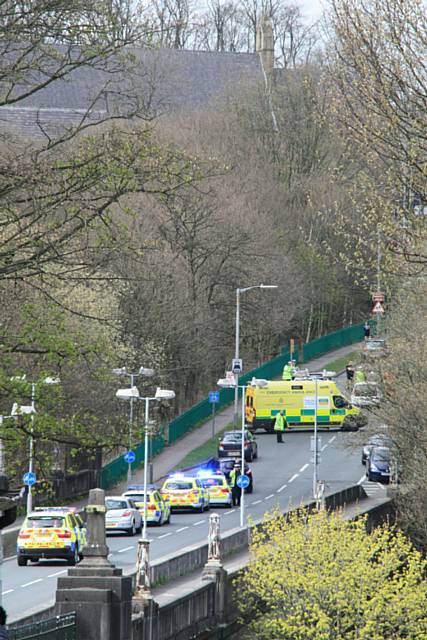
[9,613,76,640]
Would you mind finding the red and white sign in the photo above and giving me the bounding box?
[372,301,385,315]
[372,292,385,303]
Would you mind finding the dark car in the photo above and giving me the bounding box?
[218,430,258,462]
[361,433,392,465]
[218,458,254,493]
[366,446,393,482]
[362,338,388,360]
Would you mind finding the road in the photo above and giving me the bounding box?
[3,425,371,623]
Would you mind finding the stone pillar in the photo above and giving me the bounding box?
[256,15,274,80]
[55,488,132,640]
[202,513,228,630]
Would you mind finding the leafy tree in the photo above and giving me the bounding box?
[237,508,427,639]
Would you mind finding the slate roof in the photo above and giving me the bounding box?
[0,47,261,139]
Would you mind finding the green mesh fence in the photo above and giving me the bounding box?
[102,323,366,488]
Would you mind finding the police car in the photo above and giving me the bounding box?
[197,472,232,507]
[17,507,86,566]
[122,485,171,526]
[161,475,210,512]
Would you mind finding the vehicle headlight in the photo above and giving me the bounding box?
[370,463,380,472]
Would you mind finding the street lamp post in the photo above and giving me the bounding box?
[12,376,60,514]
[116,384,175,600]
[113,366,154,482]
[233,285,277,425]
[218,377,268,528]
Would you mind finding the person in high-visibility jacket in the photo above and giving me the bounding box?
[229,463,242,506]
[355,367,366,384]
[274,410,286,443]
[282,362,293,381]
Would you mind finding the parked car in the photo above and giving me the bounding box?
[361,432,392,465]
[105,496,142,535]
[197,472,232,507]
[365,446,393,482]
[218,430,258,462]
[122,485,171,526]
[160,475,210,512]
[351,382,382,408]
[218,458,254,493]
[362,338,388,360]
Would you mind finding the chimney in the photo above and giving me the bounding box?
[256,14,274,80]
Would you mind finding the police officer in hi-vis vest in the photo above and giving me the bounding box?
[274,410,286,443]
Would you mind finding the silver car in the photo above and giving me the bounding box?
[105,496,142,536]
[351,382,381,408]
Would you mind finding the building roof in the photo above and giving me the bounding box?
[0,47,261,139]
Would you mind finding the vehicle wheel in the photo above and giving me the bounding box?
[367,472,373,482]
[127,521,136,536]
[68,545,79,566]
[17,555,28,567]
[137,520,142,533]
[246,451,253,462]
[361,458,366,466]
[247,484,253,494]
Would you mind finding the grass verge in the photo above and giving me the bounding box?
[323,351,359,374]
[176,422,234,469]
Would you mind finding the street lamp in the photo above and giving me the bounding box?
[234,285,277,425]
[11,376,60,514]
[113,366,155,482]
[218,377,268,527]
[116,385,175,603]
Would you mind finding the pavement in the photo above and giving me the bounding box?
[2,342,359,533]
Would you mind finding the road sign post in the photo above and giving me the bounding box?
[208,391,220,437]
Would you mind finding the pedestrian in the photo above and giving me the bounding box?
[274,409,286,443]
[345,361,355,390]
[355,367,366,384]
[0,606,10,640]
[363,321,371,340]
[229,463,242,506]
[282,361,293,381]
[291,360,297,379]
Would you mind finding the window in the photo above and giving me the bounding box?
[333,396,347,409]
[27,516,64,528]
[106,499,128,510]
[165,482,193,490]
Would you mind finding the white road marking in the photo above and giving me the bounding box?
[357,475,366,485]
[288,474,299,483]
[224,509,235,515]
[277,484,287,493]
[193,520,205,526]
[2,589,14,595]
[158,532,172,539]
[377,483,387,491]
[251,499,262,505]
[22,579,43,588]
[321,444,328,452]
[176,527,189,533]
[118,546,134,553]
[48,570,67,578]
[264,494,274,500]
[299,463,309,472]
[328,435,336,444]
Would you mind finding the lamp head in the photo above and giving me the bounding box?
[11,402,36,416]
[154,388,175,400]
[116,386,140,400]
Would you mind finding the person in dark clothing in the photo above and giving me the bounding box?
[345,361,355,390]
[229,463,242,506]
[363,321,371,339]
[0,606,10,640]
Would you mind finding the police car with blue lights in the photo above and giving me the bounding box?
[122,485,171,526]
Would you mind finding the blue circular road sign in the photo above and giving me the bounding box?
[124,450,136,464]
[23,472,36,486]
[236,474,250,489]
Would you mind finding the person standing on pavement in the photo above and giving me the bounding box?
[282,361,293,381]
[0,607,10,640]
[363,321,371,340]
[229,463,242,506]
[345,361,355,390]
[274,410,286,443]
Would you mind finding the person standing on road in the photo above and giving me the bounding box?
[274,410,286,443]
[345,361,355,390]
[0,607,10,640]
[282,361,293,381]
[363,321,371,340]
[229,463,242,506]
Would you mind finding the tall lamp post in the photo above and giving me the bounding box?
[113,366,155,482]
[218,377,268,527]
[233,285,277,425]
[116,384,175,601]
[12,376,60,514]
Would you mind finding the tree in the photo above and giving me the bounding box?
[237,507,427,639]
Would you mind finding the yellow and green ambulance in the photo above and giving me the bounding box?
[245,379,365,432]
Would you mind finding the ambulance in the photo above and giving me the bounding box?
[245,378,366,432]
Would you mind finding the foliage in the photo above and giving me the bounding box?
[237,507,427,639]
